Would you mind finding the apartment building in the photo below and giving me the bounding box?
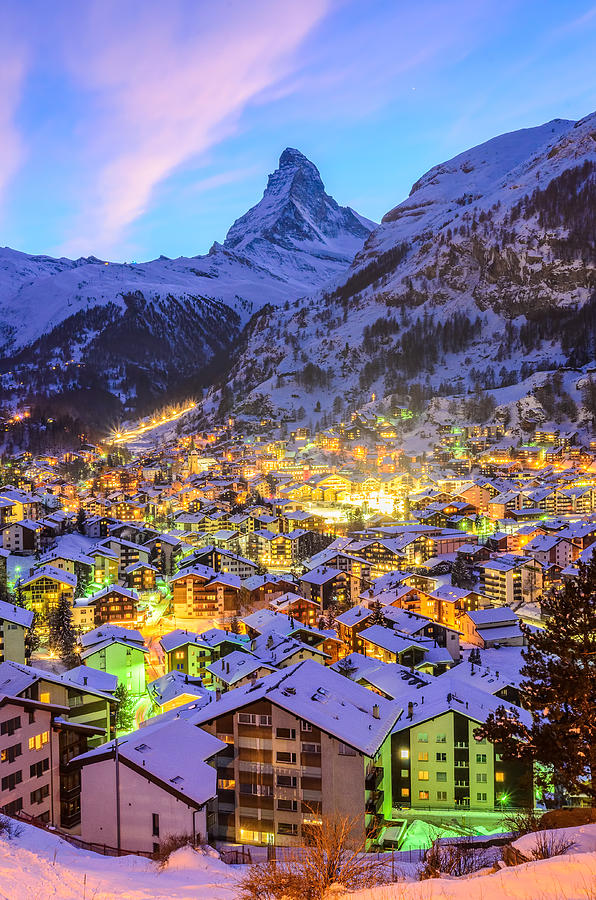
[390,677,533,814]
[187,659,402,847]
[0,600,33,664]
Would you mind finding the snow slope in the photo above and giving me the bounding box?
[0,150,374,420]
[227,111,596,429]
[3,821,596,900]
[0,822,240,900]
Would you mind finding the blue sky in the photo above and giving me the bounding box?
[0,0,595,261]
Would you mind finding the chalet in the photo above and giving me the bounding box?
[18,565,77,619]
[124,561,159,592]
[84,585,140,627]
[2,519,43,553]
[461,608,525,648]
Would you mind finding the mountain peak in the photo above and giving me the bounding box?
[278,147,312,169]
[223,149,373,259]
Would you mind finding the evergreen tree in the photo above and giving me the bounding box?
[25,611,40,660]
[451,555,472,589]
[325,603,338,628]
[114,682,135,733]
[75,508,87,535]
[369,598,384,626]
[12,583,26,608]
[48,592,79,668]
[229,615,240,634]
[475,557,596,801]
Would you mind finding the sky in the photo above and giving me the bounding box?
[0,0,595,262]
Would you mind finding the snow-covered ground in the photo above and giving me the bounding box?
[0,822,241,899]
[3,821,596,900]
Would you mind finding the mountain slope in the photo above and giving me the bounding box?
[227,112,596,431]
[0,151,374,421]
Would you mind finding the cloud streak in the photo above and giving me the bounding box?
[57,0,331,257]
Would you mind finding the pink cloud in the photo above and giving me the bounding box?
[58,0,331,256]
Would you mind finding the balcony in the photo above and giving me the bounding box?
[365,790,384,814]
[365,766,384,791]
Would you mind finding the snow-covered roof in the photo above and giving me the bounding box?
[19,565,77,588]
[207,650,277,686]
[160,629,211,653]
[0,599,33,629]
[189,658,403,757]
[73,718,225,809]
[147,671,210,707]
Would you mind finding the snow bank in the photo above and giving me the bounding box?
[349,853,596,899]
[0,821,241,899]
[513,823,596,858]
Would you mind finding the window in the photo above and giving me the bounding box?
[278,823,298,835]
[238,713,256,725]
[2,771,22,791]
[436,734,446,743]
[301,721,312,732]
[276,728,296,740]
[418,751,428,761]
[437,791,447,801]
[495,772,505,783]
[477,792,487,802]
[1,744,21,764]
[418,771,429,781]
[277,775,297,788]
[476,753,487,764]
[1,798,22,816]
[175,651,184,659]
[436,772,447,782]
[302,743,321,754]
[418,790,430,800]
[30,785,49,805]
[400,749,409,759]
[401,787,410,798]
[1,716,20,736]
[495,753,503,762]
[338,743,357,756]
[152,813,160,837]
[400,769,408,778]
[28,732,49,751]
[476,773,487,784]
[417,733,428,743]
[218,778,235,790]
[277,799,298,811]
[276,751,296,764]
[436,752,447,762]
[259,715,272,726]
[39,692,50,704]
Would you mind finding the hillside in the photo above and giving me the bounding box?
[225,112,596,435]
[0,150,374,423]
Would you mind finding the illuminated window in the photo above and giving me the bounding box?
[495,772,505,783]
[417,733,428,742]
[418,771,429,781]
[418,751,428,761]
[400,749,409,759]
[418,790,430,800]
[28,732,49,751]
[401,787,410,798]
[39,692,50,704]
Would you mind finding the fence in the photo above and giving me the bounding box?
[13,810,155,859]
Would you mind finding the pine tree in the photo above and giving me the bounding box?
[476,557,596,801]
[48,592,79,668]
[25,612,40,660]
[75,508,87,535]
[369,599,384,626]
[451,555,472,589]
[114,682,135,733]
[229,615,240,634]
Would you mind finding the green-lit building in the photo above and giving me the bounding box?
[80,624,148,696]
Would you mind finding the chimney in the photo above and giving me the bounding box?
[83,676,88,686]
[372,704,380,720]
[407,701,414,719]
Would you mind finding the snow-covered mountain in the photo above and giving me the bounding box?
[0,150,374,421]
[226,112,596,432]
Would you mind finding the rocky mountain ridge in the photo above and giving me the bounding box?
[220,112,596,436]
[0,151,374,422]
